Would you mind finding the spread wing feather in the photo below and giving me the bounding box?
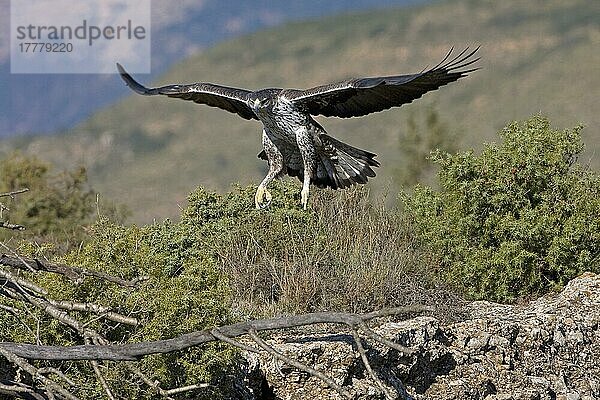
[116,63,258,120]
[282,46,480,118]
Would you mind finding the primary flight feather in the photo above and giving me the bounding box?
[117,47,479,209]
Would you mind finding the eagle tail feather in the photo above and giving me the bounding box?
[259,136,379,190]
[314,134,379,190]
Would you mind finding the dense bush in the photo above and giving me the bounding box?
[404,116,600,301]
[2,216,235,399]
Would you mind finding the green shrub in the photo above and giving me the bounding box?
[2,217,234,399]
[0,152,127,251]
[404,115,600,301]
[395,105,458,188]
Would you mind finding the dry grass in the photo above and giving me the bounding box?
[218,186,462,320]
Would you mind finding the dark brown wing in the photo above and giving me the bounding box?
[116,63,258,120]
[281,47,480,118]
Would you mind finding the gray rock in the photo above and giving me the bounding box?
[237,273,600,399]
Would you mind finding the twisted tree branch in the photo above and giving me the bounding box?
[0,347,78,400]
[0,305,431,361]
[0,188,28,230]
[0,381,46,400]
[350,327,394,400]
[249,328,353,399]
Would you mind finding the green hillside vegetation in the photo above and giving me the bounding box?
[4,0,599,222]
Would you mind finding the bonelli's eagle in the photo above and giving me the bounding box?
[117,47,479,209]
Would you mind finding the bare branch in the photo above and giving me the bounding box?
[126,362,174,400]
[0,188,30,198]
[0,281,104,343]
[48,299,138,326]
[211,328,260,353]
[91,361,116,400]
[0,303,20,315]
[350,327,394,400]
[0,254,148,288]
[248,329,353,399]
[0,221,26,231]
[0,244,38,273]
[0,189,28,229]
[0,306,428,361]
[0,347,79,400]
[0,267,49,296]
[82,336,116,400]
[0,381,46,400]
[163,384,209,396]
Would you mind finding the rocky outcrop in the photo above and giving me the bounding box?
[238,273,600,399]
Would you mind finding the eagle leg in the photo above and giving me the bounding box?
[256,130,283,210]
[295,127,316,211]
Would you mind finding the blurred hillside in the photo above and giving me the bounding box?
[4,0,599,222]
[0,0,421,136]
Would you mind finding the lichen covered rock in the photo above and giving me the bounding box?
[240,273,600,399]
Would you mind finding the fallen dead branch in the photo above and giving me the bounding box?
[0,302,430,399]
[0,188,29,231]
[0,189,30,198]
[0,305,430,361]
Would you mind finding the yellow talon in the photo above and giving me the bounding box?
[254,187,263,209]
[301,187,309,210]
[255,186,272,209]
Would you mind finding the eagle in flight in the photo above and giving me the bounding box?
[117,47,479,210]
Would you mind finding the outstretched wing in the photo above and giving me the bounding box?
[282,47,480,118]
[116,63,258,120]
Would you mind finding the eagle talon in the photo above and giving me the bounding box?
[301,187,309,210]
[255,187,272,209]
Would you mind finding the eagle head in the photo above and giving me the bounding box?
[250,89,278,112]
